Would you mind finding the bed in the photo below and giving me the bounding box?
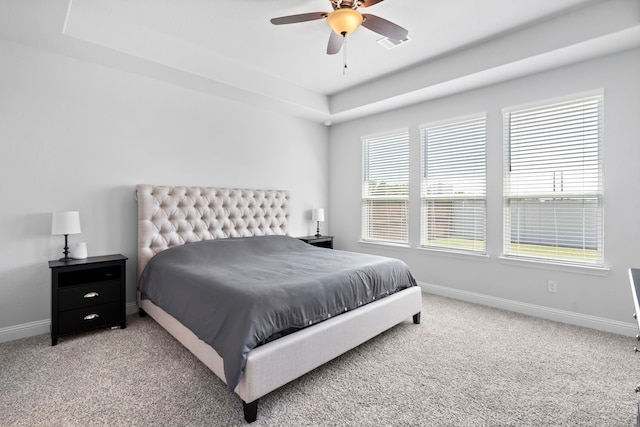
[136,184,422,423]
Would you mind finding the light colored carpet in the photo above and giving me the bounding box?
[0,293,637,426]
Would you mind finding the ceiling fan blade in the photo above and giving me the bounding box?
[360,0,386,7]
[270,12,327,25]
[327,30,344,55]
[361,13,408,40]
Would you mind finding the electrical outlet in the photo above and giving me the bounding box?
[547,280,558,293]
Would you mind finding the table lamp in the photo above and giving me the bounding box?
[312,208,325,237]
[51,211,81,261]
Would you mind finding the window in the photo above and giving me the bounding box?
[503,93,603,266]
[362,130,410,244]
[420,116,487,253]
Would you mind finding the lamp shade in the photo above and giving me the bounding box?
[326,8,363,35]
[312,208,325,222]
[51,211,81,235]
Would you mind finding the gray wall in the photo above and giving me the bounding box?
[329,48,640,332]
[0,38,329,336]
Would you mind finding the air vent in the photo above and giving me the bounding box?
[377,36,410,49]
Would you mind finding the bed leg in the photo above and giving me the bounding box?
[413,312,421,324]
[139,307,148,317]
[243,399,258,423]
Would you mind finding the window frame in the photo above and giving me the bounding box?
[419,114,488,254]
[361,128,410,246]
[502,91,604,267]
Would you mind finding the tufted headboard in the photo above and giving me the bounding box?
[136,184,290,278]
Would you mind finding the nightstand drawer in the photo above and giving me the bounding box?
[58,281,120,311]
[58,302,121,334]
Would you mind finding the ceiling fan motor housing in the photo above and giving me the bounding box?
[327,8,363,35]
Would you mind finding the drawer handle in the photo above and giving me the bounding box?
[84,313,99,321]
[104,273,114,277]
[83,292,99,299]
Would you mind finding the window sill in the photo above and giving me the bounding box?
[417,247,490,262]
[498,255,610,276]
[358,240,411,251]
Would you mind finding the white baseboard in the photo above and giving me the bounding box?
[419,282,638,337]
[0,319,51,344]
[126,301,139,315]
[0,302,141,343]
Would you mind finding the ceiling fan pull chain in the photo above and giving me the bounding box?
[343,35,348,75]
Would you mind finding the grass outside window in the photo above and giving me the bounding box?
[426,237,598,263]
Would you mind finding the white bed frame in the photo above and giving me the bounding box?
[136,185,422,422]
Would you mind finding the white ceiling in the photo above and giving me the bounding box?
[66,0,593,95]
[1,0,638,124]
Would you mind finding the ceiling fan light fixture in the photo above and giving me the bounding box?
[326,8,363,36]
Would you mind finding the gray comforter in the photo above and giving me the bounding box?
[138,235,417,391]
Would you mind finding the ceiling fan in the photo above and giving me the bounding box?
[270,0,408,55]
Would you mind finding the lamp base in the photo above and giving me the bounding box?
[59,234,72,261]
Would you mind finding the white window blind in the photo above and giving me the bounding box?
[503,94,603,266]
[362,130,410,244]
[420,116,487,253]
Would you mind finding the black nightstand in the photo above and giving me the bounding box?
[48,254,127,346]
[298,235,334,249]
